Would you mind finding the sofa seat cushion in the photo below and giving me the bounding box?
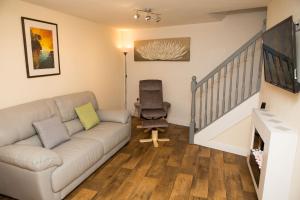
[73,122,130,154]
[51,138,104,192]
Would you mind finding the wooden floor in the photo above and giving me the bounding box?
[0,118,257,200]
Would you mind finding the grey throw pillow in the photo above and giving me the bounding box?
[33,116,70,149]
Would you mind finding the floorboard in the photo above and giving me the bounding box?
[71,188,97,200]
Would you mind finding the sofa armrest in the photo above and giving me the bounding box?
[0,145,62,172]
[98,109,130,124]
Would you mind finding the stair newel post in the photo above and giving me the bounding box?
[189,76,197,144]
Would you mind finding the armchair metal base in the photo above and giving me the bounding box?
[139,130,169,147]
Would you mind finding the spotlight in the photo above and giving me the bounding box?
[145,15,151,21]
[156,16,161,22]
[133,13,140,20]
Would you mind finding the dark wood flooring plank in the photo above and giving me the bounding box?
[150,166,179,200]
[223,152,238,164]
[190,157,209,199]
[243,191,258,200]
[199,146,211,158]
[95,168,131,200]
[210,149,224,168]
[237,156,256,193]
[208,150,227,200]
[224,163,244,200]
[208,168,227,200]
[111,147,158,199]
[122,141,151,169]
[181,144,199,174]
[169,173,193,200]
[84,153,131,191]
[166,143,185,167]
[146,147,173,178]
[128,177,158,200]
[94,153,130,181]
[189,197,208,200]
[71,188,97,200]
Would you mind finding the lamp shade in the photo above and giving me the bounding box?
[117,29,133,53]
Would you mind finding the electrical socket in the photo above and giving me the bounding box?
[295,19,300,32]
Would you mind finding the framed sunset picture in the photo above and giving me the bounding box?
[21,17,60,78]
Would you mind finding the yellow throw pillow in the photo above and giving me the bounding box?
[75,102,100,130]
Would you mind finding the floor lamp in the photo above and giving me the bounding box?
[122,50,128,109]
[119,29,132,110]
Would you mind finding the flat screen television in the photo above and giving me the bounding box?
[262,16,299,93]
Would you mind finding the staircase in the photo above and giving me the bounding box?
[189,29,265,149]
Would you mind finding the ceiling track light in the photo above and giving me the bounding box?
[133,8,161,23]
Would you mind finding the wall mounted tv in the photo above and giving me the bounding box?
[262,16,299,93]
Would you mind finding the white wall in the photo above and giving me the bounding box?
[127,11,266,126]
[0,0,123,109]
[213,116,252,150]
[260,0,300,199]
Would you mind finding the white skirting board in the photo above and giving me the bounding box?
[197,140,249,156]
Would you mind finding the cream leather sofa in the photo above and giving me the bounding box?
[0,91,131,200]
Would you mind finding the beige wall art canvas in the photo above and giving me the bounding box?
[134,37,190,61]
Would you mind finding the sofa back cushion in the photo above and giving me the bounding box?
[53,91,99,123]
[64,119,84,136]
[0,99,59,147]
[53,91,99,136]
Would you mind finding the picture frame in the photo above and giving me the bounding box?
[21,17,61,78]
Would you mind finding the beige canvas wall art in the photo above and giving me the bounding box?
[134,37,190,61]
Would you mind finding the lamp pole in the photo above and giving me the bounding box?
[123,51,128,109]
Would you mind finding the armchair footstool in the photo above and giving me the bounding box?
[137,119,169,147]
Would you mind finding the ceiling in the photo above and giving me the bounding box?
[22,0,269,28]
